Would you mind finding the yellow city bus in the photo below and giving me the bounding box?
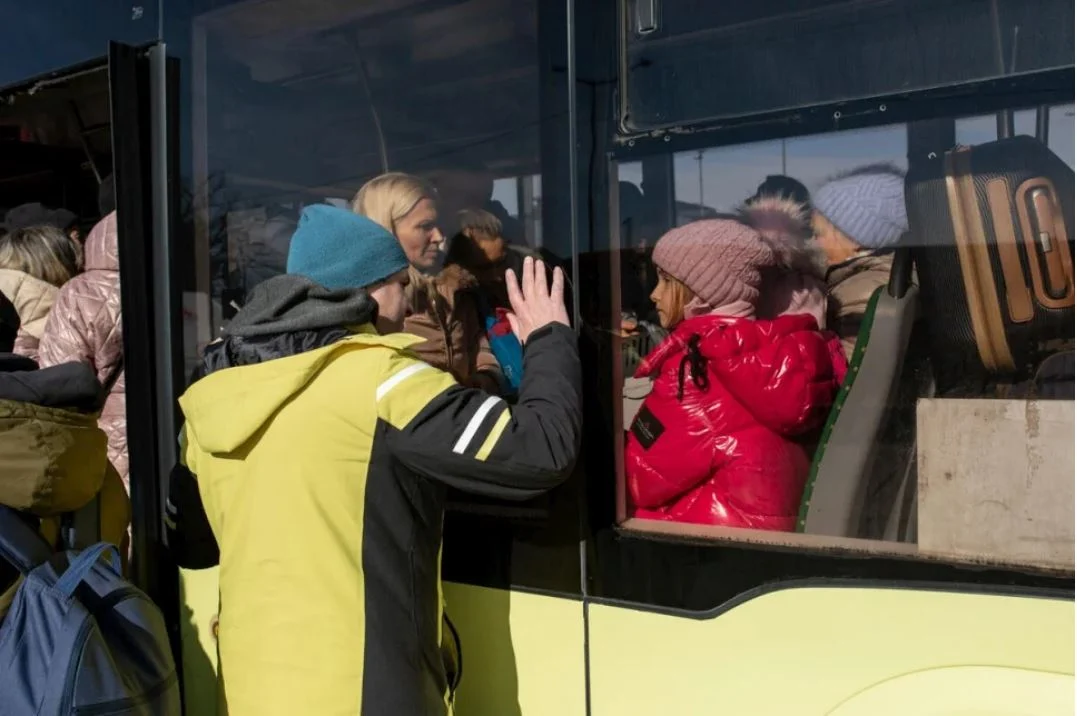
[1,1,1071,714]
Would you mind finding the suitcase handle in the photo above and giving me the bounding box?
[1030,188,1069,299]
[1016,178,1074,310]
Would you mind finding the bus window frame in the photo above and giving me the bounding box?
[615,0,1076,136]
[612,69,1075,160]
[584,71,1076,610]
[109,38,186,674]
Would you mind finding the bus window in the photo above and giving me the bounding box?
[957,105,1076,169]
[175,0,581,596]
[0,3,157,90]
[619,0,1075,132]
[604,105,1075,575]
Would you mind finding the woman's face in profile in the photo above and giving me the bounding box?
[396,198,444,270]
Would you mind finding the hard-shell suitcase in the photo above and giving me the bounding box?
[905,135,1074,391]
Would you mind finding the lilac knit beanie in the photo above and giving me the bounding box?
[651,219,775,309]
[813,163,908,250]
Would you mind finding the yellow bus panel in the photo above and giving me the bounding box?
[443,583,587,716]
[177,572,587,716]
[179,566,219,716]
[828,665,1073,716]
[587,586,1073,716]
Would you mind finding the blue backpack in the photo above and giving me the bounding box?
[0,506,180,715]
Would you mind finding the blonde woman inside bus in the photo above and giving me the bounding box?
[0,224,82,361]
[353,172,504,393]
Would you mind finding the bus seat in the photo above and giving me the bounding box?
[875,338,934,543]
[797,279,919,537]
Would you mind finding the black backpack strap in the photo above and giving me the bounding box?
[0,504,53,574]
[101,355,124,398]
[57,355,122,551]
[473,290,495,324]
[56,356,119,552]
[61,495,101,551]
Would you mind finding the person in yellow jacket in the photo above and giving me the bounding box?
[169,205,581,715]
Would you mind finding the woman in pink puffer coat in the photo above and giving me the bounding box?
[38,211,127,489]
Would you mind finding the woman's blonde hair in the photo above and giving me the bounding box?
[0,225,81,287]
[353,172,442,312]
[352,172,437,235]
[656,268,695,327]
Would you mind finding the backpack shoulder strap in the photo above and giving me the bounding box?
[60,495,100,551]
[101,354,124,397]
[56,355,117,552]
[0,505,53,574]
[472,289,492,318]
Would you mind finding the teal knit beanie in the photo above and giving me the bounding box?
[286,205,409,290]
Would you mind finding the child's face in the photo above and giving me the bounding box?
[811,211,858,265]
[650,269,685,329]
[467,229,507,264]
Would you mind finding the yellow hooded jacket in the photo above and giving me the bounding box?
[178,315,581,716]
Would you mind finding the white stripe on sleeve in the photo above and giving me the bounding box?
[452,395,504,455]
[376,362,433,402]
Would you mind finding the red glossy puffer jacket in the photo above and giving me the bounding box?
[625,313,847,530]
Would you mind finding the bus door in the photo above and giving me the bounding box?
[167,0,588,713]
[109,38,184,677]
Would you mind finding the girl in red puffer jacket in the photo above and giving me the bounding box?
[625,216,847,531]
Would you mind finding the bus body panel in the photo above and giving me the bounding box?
[587,586,1074,716]
[443,582,587,716]
[179,566,220,716]
[828,665,1074,716]
[177,573,589,716]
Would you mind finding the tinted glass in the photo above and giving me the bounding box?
[172,0,552,366]
[0,0,159,89]
[621,0,1075,131]
[599,105,1075,581]
[168,0,579,594]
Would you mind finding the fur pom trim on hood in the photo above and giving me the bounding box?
[406,262,480,312]
[739,195,828,280]
[437,263,479,292]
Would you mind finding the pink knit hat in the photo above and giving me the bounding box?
[651,219,775,310]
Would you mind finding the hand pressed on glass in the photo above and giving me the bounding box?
[504,256,569,343]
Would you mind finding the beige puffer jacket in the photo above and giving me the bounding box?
[38,212,127,488]
[0,269,60,362]
[826,251,894,361]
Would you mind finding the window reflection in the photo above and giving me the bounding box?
[609,106,1074,571]
[956,104,1075,168]
[622,0,1075,130]
[185,0,548,361]
[669,125,907,221]
[0,0,157,88]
